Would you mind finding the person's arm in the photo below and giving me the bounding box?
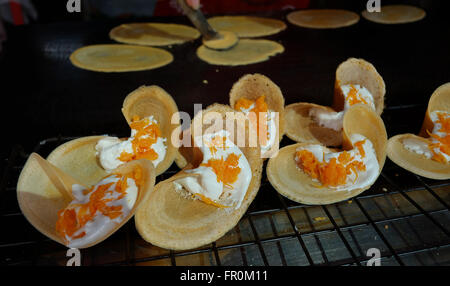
[186,0,200,9]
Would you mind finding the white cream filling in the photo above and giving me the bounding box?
[402,138,433,159]
[95,116,167,172]
[341,84,376,110]
[173,130,252,210]
[239,105,277,154]
[65,176,138,248]
[295,134,379,191]
[402,111,450,162]
[309,109,345,132]
[309,84,375,131]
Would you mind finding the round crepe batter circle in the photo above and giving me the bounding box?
[287,9,360,29]
[70,44,173,72]
[208,16,287,38]
[109,23,201,46]
[202,31,239,50]
[361,5,426,24]
[196,39,284,66]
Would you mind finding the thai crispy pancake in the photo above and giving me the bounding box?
[135,104,263,250]
[287,9,360,29]
[17,155,155,248]
[267,105,387,205]
[109,23,200,46]
[387,83,450,180]
[362,5,426,25]
[207,16,286,38]
[285,102,342,147]
[196,39,284,66]
[285,58,385,147]
[121,85,180,175]
[70,44,173,72]
[229,73,285,157]
[47,86,179,178]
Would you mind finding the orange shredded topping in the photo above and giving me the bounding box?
[346,84,368,106]
[295,142,367,188]
[234,95,270,146]
[119,116,162,163]
[354,139,366,157]
[55,167,142,243]
[201,153,241,189]
[427,112,450,163]
[205,135,228,155]
[192,193,230,208]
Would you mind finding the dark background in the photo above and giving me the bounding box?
[1,0,450,163]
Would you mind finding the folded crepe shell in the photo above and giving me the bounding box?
[387,83,450,179]
[47,136,109,186]
[284,58,385,146]
[229,73,285,156]
[333,58,385,115]
[267,105,387,205]
[135,104,263,250]
[284,102,343,147]
[17,155,155,248]
[121,85,180,175]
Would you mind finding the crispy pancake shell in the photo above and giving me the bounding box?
[135,104,263,250]
[17,155,155,248]
[361,5,426,25]
[109,23,200,46]
[285,58,385,147]
[229,73,285,157]
[122,85,180,175]
[387,83,450,179]
[287,9,360,29]
[267,105,387,205]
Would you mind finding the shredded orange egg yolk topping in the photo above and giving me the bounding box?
[427,111,450,163]
[234,95,270,144]
[295,141,367,188]
[55,167,143,243]
[346,84,369,106]
[205,135,228,155]
[118,116,162,162]
[201,153,241,189]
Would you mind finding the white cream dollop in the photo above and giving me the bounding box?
[402,111,450,162]
[63,176,138,248]
[238,105,278,155]
[295,134,379,191]
[309,84,375,131]
[402,138,433,159]
[173,130,252,209]
[95,116,167,172]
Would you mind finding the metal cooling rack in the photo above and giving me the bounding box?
[1,132,450,266]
